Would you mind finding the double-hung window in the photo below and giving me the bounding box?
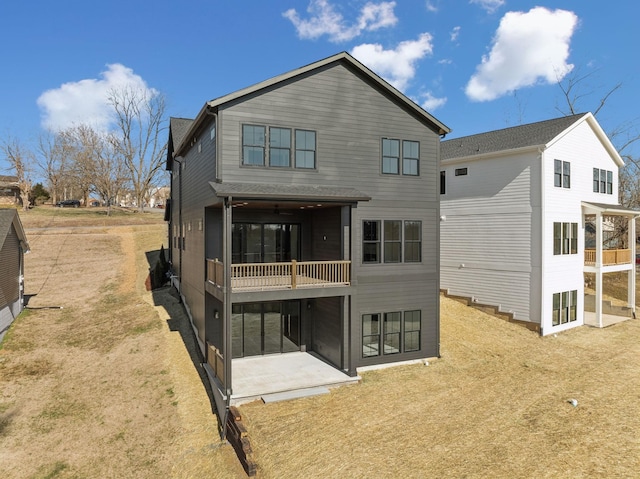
[384,220,402,263]
[382,139,400,174]
[363,220,381,263]
[269,128,291,167]
[404,221,422,262]
[554,159,570,188]
[295,130,316,169]
[242,125,266,166]
[402,140,419,175]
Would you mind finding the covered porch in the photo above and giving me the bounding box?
[582,202,640,328]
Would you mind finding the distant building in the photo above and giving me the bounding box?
[0,175,20,206]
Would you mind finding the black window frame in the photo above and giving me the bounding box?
[294,129,316,169]
[553,222,578,256]
[362,309,422,358]
[554,159,570,188]
[382,138,400,175]
[402,140,419,176]
[362,220,381,264]
[242,124,266,166]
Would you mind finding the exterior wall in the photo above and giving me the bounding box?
[171,121,218,349]
[215,63,441,367]
[440,151,542,323]
[0,224,23,342]
[540,120,621,334]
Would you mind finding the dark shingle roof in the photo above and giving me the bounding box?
[0,209,29,252]
[166,117,194,169]
[209,182,370,203]
[441,113,587,160]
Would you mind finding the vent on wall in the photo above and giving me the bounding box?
[455,167,468,176]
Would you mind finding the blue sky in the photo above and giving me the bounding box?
[1,0,639,175]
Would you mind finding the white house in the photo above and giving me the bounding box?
[440,113,638,335]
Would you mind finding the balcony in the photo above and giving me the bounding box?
[584,249,632,266]
[207,258,350,292]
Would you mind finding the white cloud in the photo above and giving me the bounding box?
[465,7,578,102]
[425,1,438,13]
[470,0,505,13]
[351,33,434,91]
[419,92,447,111]
[450,26,461,42]
[283,0,397,43]
[37,64,156,132]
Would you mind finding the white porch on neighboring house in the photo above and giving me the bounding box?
[582,202,640,328]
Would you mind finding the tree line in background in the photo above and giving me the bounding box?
[1,86,167,214]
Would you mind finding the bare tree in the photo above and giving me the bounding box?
[1,136,33,211]
[36,130,69,205]
[59,125,103,206]
[108,86,167,212]
[94,135,128,215]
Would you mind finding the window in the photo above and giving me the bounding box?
[363,220,381,263]
[383,138,420,175]
[593,168,613,195]
[384,220,402,263]
[404,221,422,262]
[440,171,446,195]
[269,128,291,167]
[455,167,468,176]
[552,290,577,326]
[382,139,400,174]
[554,159,570,188]
[402,140,419,175]
[364,219,422,263]
[554,222,578,255]
[242,125,265,165]
[404,310,421,352]
[295,129,316,169]
[362,313,380,357]
[362,310,422,357]
[383,312,401,354]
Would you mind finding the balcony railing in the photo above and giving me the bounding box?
[584,248,632,266]
[206,258,351,291]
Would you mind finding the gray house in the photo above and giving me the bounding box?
[0,209,29,342]
[166,52,450,416]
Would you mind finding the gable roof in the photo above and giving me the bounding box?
[442,114,587,161]
[173,52,450,158]
[166,117,194,170]
[0,209,29,253]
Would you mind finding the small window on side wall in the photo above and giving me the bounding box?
[382,139,400,174]
[295,129,316,169]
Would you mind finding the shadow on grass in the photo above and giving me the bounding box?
[150,285,219,418]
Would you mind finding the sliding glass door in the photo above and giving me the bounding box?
[232,223,300,264]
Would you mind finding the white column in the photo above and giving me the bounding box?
[629,217,636,314]
[595,212,603,328]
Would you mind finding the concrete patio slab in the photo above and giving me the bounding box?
[230,352,360,405]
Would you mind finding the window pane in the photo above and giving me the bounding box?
[384,220,401,263]
[561,291,569,323]
[270,128,291,167]
[404,221,422,262]
[600,169,606,192]
[563,161,570,188]
[593,168,599,192]
[552,292,560,326]
[440,171,446,195]
[363,220,380,263]
[571,223,578,254]
[270,148,290,167]
[570,290,577,322]
[382,139,400,174]
[403,140,419,176]
[553,222,561,255]
[404,309,421,352]
[242,125,265,165]
[295,130,316,169]
[363,314,380,357]
[554,160,562,187]
[383,312,401,354]
[607,170,613,194]
[562,222,570,254]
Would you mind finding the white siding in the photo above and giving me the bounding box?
[440,152,541,322]
[540,119,621,333]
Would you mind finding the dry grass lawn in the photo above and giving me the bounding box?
[1,206,639,478]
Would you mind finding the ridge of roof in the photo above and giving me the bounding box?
[0,209,29,252]
[441,113,588,160]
